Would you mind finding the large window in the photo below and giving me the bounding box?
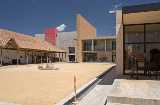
[83,41,92,51]
[123,23,160,75]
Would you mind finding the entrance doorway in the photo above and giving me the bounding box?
[69,55,75,62]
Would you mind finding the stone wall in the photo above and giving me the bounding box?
[97,52,112,62]
[76,14,96,62]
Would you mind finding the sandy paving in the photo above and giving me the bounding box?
[0,63,114,105]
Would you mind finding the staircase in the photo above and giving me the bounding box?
[107,79,160,105]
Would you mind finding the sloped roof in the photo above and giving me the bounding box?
[0,29,66,53]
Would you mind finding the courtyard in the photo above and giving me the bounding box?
[0,63,114,105]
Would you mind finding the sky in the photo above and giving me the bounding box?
[0,0,160,36]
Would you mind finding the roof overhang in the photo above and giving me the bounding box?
[123,2,160,25]
[123,10,160,25]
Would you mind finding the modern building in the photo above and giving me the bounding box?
[57,31,76,62]
[82,36,116,62]
[35,14,116,63]
[116,2,160,76]
[0,29,66,66]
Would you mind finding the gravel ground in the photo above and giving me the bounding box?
[0,63,114,105]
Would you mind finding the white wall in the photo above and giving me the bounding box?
[2,49,27,64]
[1,49,45,65]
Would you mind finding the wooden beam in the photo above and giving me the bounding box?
[62,53,64,62]
[34,52,37,64]
[26,50,28,64]
[41,52,42,63]
[17,49,19,66]
[47,52,48,63]
[0,48,2,67]
[65,53,67,62]
[32,51,33,63]
[59,53,60,62]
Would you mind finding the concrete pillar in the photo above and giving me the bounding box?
[105,39,106,51]
[0,48,2,67]
[92,39,94,51]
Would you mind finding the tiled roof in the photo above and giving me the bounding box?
[0,29,66,52]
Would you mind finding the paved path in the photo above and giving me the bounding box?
[78,67,116,105]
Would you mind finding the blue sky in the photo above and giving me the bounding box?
[0,0,160,36]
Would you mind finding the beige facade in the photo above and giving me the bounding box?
[116,10,123,76]
[76,14,96,62]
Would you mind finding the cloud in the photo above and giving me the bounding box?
[109,3,122,13]
[56,24,66,32]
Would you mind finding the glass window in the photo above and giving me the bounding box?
[146,43,160,63]
[112,41,116,50]
[68,47,75,53]
[124,44,144,74]
[83,41,92,51]
[125,25,144,43]
[146,24,160,42]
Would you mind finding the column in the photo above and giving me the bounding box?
[17,49,19,66]
[59,53,60,62]
[105,39,106,51]
[41,52,42,63]
[47,52,48,63]
[65,53,67,62]
[62,53,64,62]
[34,52,36,64]
[0,48,2,67]
[26,50,28,64]
[92,39,94,51]
[32,51,33,63]
[48,52,50,63]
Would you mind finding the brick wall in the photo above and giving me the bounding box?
[76,14,96,62]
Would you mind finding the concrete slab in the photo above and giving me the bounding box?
[77,66,117,105]
[107,79,160,105]
[78,85,112,105]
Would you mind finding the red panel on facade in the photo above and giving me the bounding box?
[45,28,57,46]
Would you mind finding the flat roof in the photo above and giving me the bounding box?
[123,2,160,14]
[82,36,116,40]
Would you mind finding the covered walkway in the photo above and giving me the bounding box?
[0,29,67,66]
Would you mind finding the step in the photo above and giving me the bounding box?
[107,79,160,105]
[107,102,134,105]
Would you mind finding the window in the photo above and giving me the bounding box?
[123,23,160,75]
[68,47,75,53]
[112,41,116,50]
[83,41,92,51]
